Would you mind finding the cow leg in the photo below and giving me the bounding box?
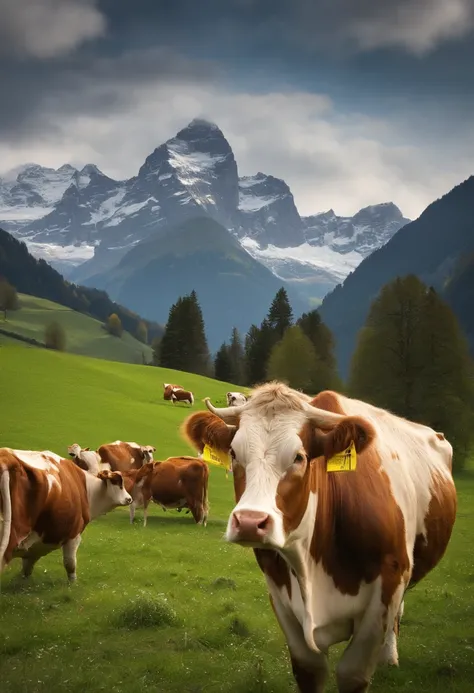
[129,500,136,524]
[379,598,404,667]
[336,583,404,693]
[270,592,328,693]
[22,555,39,579]
[62,535,82,582]
[143,499,149,527]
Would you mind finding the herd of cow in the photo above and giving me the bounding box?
[1,380,458,693]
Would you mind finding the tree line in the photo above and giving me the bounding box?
[157,277,474,472]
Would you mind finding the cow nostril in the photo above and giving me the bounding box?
[257,515,270,532]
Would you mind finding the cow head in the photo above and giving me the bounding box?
[183,382,374,551]
[68,443,89,459]
[97,469,133,505]
[226,392,248,407]
[140,445,156,462]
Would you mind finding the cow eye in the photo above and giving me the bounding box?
[294,452,305,464]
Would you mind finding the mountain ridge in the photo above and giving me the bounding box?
[0,118,410,298]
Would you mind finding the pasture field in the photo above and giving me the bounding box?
[0,293,153,364]
[0,344,473,693]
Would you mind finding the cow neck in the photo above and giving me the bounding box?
[83,472,113,519]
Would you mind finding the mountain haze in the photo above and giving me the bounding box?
[319,175,474,376]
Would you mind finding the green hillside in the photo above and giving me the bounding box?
[0,293,153,365]
[1,345,473,693]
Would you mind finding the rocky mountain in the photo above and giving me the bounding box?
[0,118,409,300]
[79,216,306,350]
[319,175,474,378]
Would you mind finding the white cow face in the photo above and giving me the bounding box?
[140,445,156,463]
[98,471,133,506]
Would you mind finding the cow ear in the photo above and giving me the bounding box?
[181,411,237,453]
[323,416,375,459]
[110,472,124,487]
[84,447,90,451]
[97,470,110,481]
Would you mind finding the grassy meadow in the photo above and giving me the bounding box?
[0,294,153,364]
[0,344,473,693]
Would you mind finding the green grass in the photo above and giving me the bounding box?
[0,293,153,364]
[0,345,473,693]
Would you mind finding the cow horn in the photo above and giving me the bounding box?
[301,400,346,428]
[204,397,246,424]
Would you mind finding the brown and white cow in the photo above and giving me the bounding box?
[122,456,209,527]
[171,389,194,406]
[97,440,156,473]
[183,382,457,693]
[163,383,183,401]
[0,448,132,582]
[67,443,106,475]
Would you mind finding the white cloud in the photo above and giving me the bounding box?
[0,71,473,220]
[347,0,474,55]
[0,0,106,58]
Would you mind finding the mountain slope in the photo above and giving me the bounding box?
[444,254,474,352]
[319,175,474,377]
[0,294,153,364]
[81,216,306,350]
[0,227,163,343]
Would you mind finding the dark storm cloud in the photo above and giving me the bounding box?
[2,0,474,140]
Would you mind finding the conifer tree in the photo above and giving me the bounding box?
[349,275,474,470]
[297,309,341,392]
[214,343,233,382]
[244,319,274,385]
[267,287,293,339]
[159,292,210,375]
[267,325,317,392]
[228,327,245,385]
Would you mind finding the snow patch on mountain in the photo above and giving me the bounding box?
[25,241,95,266]
[241,237,362,283]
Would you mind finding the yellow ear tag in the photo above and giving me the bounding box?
[326,440,357,472]
[202,444,232,479]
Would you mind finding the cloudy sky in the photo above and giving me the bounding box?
[1,0,473,219]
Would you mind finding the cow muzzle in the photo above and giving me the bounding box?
[123,493,133,505]
[228,510,273,545]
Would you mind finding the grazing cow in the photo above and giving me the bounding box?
[226,392,248,407]
[0,448,132,582]
[97,440,156,473]
[183,382,457,693]
[171,389,194,406]
[67,443,106,475]
[163,383,183,401]
[122,456,209,527]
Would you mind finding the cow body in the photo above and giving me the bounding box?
[226,392,248,407]
[123,456,209,527]
[183,383,457,693]
[171,389,194,406]
[97,440,155,473]
[163,383,183,401]
[0,448,132,582]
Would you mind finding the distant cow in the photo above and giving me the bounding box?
[163,383,183,401]
[0,448,132,582]
[123,456,209,526]
[171,389,194,406]
[226,392,248,407]
[67,443,106,475]
[97,440,156,473]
